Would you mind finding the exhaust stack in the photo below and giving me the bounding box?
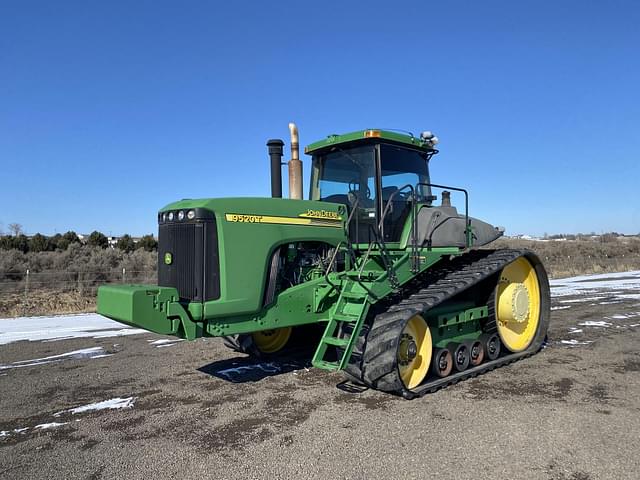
[288,122,303,200]
[267,139,284,198]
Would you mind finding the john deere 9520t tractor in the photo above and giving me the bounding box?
[97,124,550,398]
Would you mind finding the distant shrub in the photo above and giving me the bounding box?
[116,234,136,253]
[12,235,29,253]
[29,233,51,252]
[51,231,81,251]
[87,231,108,249]
[136,234,158,252]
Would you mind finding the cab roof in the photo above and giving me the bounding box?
[304,129,437,155]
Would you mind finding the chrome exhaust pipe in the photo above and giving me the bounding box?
[288,122,303,200]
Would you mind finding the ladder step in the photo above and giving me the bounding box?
[345,270,379,278]
[322,337,350,347]
[342,291,364,298]
[341,291,365,300]
[313,359,340,370]
[333,313,360,322]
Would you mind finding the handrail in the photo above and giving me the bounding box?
[415,183,471,248]
[379,184,419,272]
[357,223,399,287]
[323,241,344,291]
[345,197,360,226]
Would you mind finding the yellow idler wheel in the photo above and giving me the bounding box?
[397,315,432,389]
[495,257,541,352]
[251,327,292,354]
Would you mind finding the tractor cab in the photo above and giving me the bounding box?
[306,129,439,244]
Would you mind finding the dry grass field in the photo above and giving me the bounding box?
[491,236,640,278]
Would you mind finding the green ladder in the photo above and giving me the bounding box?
[312,282,369,371]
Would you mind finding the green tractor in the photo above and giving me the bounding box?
[97,124,550,398]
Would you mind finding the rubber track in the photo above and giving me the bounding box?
[346,248,551,399]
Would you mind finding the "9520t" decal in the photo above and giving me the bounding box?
[224,213,342,228]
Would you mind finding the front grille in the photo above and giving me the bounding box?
[157,209,220,302]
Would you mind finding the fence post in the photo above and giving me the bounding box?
[23,269,30,316]
[122,267,126,284]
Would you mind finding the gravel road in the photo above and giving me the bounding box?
[1,272,639,480]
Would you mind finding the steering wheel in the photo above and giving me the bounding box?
[348,180,371,200]
[396,190,411,201]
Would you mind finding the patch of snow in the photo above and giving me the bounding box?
[551,305,571,311]
[616,293,640,300]
[0,360,59,369]
[599,300,623,305]
[148,338,184,347]
[0,347,109,370]
[568,328,583,334]
[578,320,612,327]
[610,312,639,320]
[560,339,593,346]
[0,421,69,439]
[559,297,604,303]
[550,271,640,298]
[34,422,68,430]
[54,396,136,416]
[0,313,146,345]
[91,328,146,339]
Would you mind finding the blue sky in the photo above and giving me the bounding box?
[1,1,639,237]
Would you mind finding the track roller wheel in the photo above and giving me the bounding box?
[432,347,453,378]
[451,343,470,372]
[481,333,501,360]
[469,340,485,367]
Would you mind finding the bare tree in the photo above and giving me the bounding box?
[8,223,23,236]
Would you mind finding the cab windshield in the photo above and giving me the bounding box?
[309,146,376,208]
[380,144,431,202]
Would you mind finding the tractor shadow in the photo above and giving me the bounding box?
[198,351,373,396]
[197,351,312,383]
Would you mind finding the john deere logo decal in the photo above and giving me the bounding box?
[164,252,173,265]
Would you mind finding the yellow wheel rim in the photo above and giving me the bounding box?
[252,327,292,354]
[398,315,432,389]
[495,257,541,352]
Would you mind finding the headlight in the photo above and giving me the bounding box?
[178,211,185,221]
[162,213,166,222]
[187,210,196,220]
[168,212,174,221]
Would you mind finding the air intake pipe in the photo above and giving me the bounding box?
[267,139,284,198]
[288,122,303,200]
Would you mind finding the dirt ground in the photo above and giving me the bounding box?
[1,274,639,480]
